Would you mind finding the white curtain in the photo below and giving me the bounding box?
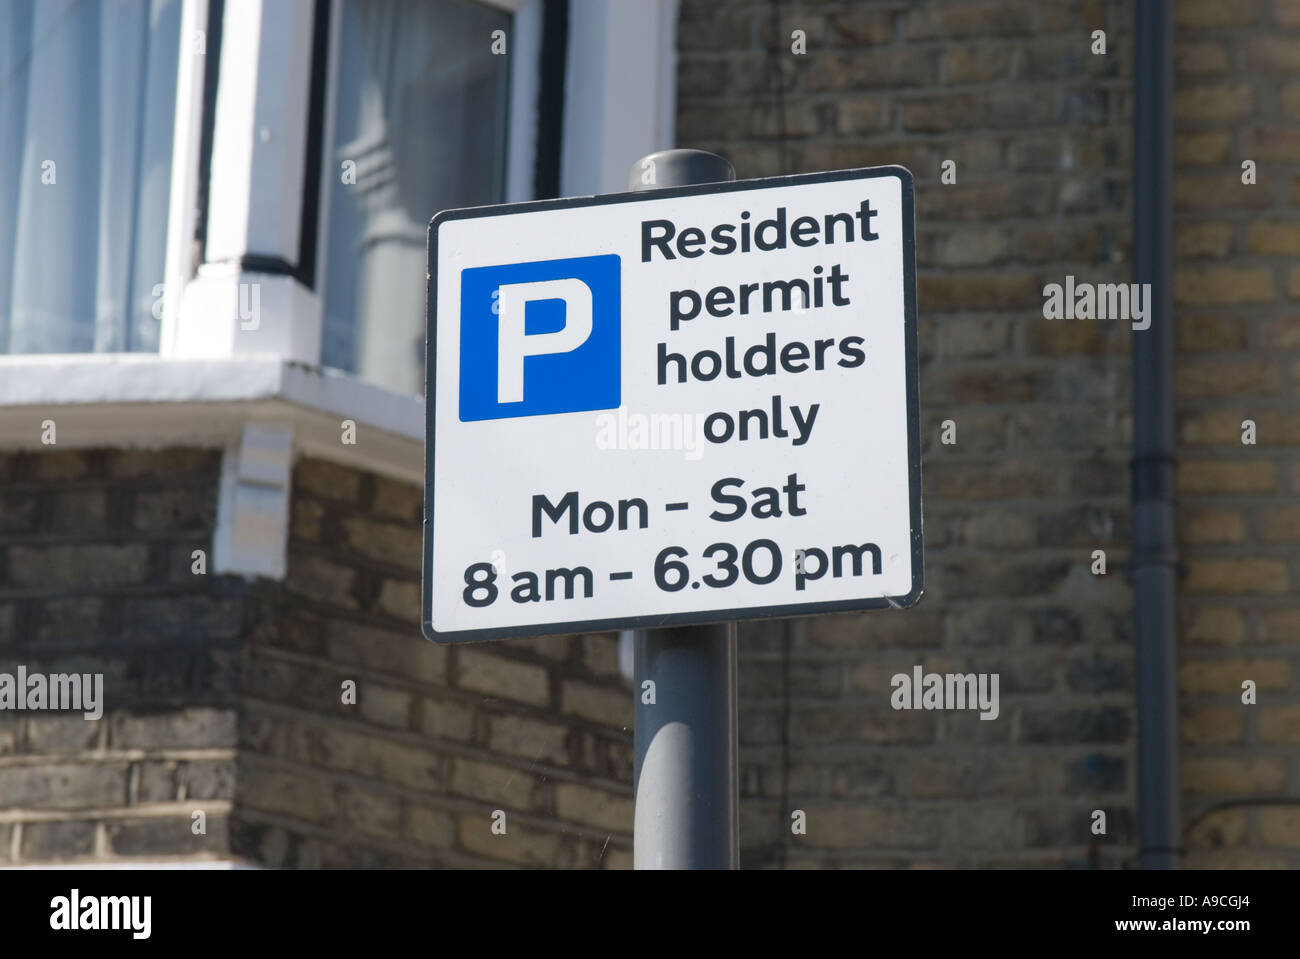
[0,0,181,354]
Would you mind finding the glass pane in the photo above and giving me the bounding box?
[323,0,511,395]
[0,0,182,354]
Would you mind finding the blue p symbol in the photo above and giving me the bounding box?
[459,255,620,422]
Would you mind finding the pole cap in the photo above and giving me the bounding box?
[628,149,736,192]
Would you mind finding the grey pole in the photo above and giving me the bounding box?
[628,149,739,870]
[1132,0,1180,870]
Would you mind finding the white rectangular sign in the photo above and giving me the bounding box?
[423,166,922,642]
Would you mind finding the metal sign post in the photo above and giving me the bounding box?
[629,151,740,871]
[423,147,922,868]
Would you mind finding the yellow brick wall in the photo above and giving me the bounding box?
[1174,0,1300,870]
[233,458,634,868]
[680,0,1300,868]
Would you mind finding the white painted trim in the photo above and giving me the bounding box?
[175,267,322,362]
[504,0,544,203]
[205,0,314,263]
[213,423,294,578]
[161,0,211,356]
[561,0,679,196]
[657,0,680,153]
[171,0,324,365]
[0,354,423,486]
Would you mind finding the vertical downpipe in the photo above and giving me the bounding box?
[1132,0,1181,870]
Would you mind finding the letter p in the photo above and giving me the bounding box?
[496,278,593,404]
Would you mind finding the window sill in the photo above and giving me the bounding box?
[0,353,423,485]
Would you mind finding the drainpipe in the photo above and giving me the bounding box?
[1131,0,1180,870]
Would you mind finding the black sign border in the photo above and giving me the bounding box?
[423,164,923,643]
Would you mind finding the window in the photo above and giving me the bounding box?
[136,0,672,384]
[321,0,518,395]
[0,0,184,354]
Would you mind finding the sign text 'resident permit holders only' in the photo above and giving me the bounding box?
[423,166,922,643]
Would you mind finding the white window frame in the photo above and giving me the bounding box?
[159,0,211,357]
[500,0,544,203]
[162,0,546,367]
[162,0,680,367]
[163,0,323,364]
[562,0,679,196]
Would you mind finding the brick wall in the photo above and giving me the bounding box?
[0,450,633,868]
[1172,0,1300,868]
[236,458,633,867]
[680,0,1296,868]
[0,448,243,863]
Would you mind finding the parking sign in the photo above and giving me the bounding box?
[424,166,922,642]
